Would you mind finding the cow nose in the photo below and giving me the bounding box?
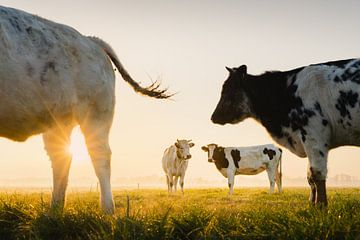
[208,159,212,162]
[187,154,192,159]
[211,112,226,125]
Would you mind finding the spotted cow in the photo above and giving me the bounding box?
[0,6,170,214]
[162,139,194,193]
[211,59,360,206]
[202,144,282,194]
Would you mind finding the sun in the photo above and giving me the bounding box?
[69,127,91,163]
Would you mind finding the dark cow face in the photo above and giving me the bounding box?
[211,65,252,125]
[175,139,194,160]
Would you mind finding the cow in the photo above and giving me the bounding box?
[0,6,171,214]
[162,139,194,193]
[211,59,360,206]
[201,143,282,194]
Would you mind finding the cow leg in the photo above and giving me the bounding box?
[275,168,282,193]
[174,176,179,192]
[168,175,174,193]
[266,168,276,194]
[307,167,317,204]
[227,171,235,195]
[43,126,73,211]
[180,174,185,194]
[166,175,170,192]
[81,120,114,214]
[306,144,328,206]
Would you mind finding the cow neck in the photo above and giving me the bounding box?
[243,68,303,138]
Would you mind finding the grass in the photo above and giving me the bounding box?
[0,188,360,239]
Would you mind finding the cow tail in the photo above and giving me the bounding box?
[88,36,172,99]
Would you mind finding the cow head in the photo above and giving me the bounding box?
[175,139,194,160]
[211,65,253,125]
[201,144,218,163]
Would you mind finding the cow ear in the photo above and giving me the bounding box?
[225,66,236,74]
[201,146,208,152]
[237,65,247,74]
[189,143,195,148]
[175,142,180,148]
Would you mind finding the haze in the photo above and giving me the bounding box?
[1,0,360,188]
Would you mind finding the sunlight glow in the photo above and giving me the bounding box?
[69,127,91,164]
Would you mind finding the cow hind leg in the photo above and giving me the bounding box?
[266,168,276,194]
[275,168,282,193]
[43,126,73,211]
[81,119,114,214]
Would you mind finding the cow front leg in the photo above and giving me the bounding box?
[306,145,328,206]
[167,175,174,193]
[82,122,114,214]
[227,171,235,195]
[180,174,185,194]
[307,166,317,204]
[174,176,179,192]
[166,175,171,192]
[43,126,73,211]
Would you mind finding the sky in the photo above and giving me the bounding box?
[1,0,360,188]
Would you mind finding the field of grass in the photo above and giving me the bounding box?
[0,188,360,239]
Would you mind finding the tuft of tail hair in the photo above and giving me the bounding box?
[88,36,173,99]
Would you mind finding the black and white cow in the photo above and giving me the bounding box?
[162,139,195,193]
[211,59,360,206]
[0,6,170,214]
[202,143,282,194]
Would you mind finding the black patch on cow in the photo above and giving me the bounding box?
[228,183,231,188]
[335,90,359,120]
[231,149,241,168]
[319,151,324,157]
[324,143,329,148]
[278,148,282,153]
[263,148,276,160]
[241,68,315,145]
[287,136,294,148]
[309,167,323,182]
[25,26,33,34]
[322,119,328,126]
[40,61,57,84]
[180,182,184,188]
[314,102,324,117]
[9,16,22,32]
[213,147,229,170]
[26,62,35,77]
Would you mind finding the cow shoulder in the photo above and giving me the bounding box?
[230,149,241,168]
[213,147,229,170]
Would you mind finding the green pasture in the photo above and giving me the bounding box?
[0,188,360,239]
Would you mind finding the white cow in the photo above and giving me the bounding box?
[202,143,282,194]
[162,139,194,193]
[0,6,170,214]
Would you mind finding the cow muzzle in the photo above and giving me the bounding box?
[186,154,192,160]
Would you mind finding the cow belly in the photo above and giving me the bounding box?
[236,167,266,175]
[0,108,73,141]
